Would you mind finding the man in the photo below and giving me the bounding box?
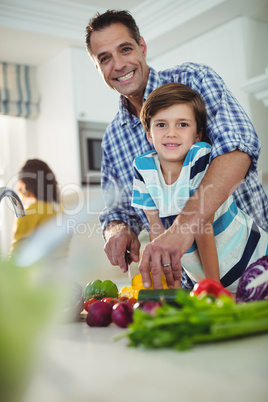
[85,10,268,289]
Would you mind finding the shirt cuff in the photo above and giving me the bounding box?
[209,139,260,172]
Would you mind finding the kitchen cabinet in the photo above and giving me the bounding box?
[37,46,119,187]
[71,47,119,122]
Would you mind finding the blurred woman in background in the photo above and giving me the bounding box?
[9,158,63,257]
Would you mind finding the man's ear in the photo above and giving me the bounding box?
[146,131,153,144]
[140,36,147,57]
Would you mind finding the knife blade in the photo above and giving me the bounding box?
[125,251,132,285]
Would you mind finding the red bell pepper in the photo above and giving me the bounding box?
[191,278,232,298]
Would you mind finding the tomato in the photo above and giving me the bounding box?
[191,279,232,298]
[102,297,118,306]
[84,298,98,312]
[117,296,129,302]
[127,297,137,305]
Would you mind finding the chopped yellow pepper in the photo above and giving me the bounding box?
[119,273,168,299]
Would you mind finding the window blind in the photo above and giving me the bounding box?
[0,62,40,119]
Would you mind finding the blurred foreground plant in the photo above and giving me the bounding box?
[0,259,61,402]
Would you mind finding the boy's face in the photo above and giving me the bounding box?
[146,103,202,165]
[90,23,150,100]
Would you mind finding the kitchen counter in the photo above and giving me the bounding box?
[23,316,268,402]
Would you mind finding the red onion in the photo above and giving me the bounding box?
[86,300,112,327]
[111,302,133,328]
[134,300,162,316]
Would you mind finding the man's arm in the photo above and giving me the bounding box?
[139,149,251,289]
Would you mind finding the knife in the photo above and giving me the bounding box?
[125,251,132,285]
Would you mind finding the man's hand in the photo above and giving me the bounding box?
[139,218,194,289]
[104,221,140,272]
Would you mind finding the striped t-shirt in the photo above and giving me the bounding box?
[132,142,268,292]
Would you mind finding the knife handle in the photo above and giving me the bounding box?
[125,251,130,269]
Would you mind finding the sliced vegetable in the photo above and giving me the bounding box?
[236,256,268,303]
[191,278,232,298]
[84,279,118,301]
[86,300,112,327]
[119,273,168,299]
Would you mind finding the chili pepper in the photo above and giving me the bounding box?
[191,278,232,298]
[84,279,118,301]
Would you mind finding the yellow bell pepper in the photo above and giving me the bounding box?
[119,273,168,299]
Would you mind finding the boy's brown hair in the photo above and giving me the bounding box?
[140,83,210,143]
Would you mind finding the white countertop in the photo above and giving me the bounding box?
[23,315,268,402]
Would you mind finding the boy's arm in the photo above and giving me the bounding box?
[195,216,236,299]
[144,210,165,241]
[194,215,220,281]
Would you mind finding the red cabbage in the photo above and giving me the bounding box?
[236,256,268,303]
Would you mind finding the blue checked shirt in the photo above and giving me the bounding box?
[100,63,268,242]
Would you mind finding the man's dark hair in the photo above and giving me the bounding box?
[85,10,141,56]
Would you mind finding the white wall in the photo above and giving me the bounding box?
[37,48,80,188]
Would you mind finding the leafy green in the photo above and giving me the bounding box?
[117,290,268,351]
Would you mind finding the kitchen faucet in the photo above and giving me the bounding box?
[0,187,25,218]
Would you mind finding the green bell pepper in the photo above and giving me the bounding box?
[84,279,118,300]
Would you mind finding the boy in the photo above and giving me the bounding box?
[132,83,268,293]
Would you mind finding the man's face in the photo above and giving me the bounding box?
[90,23,150,100]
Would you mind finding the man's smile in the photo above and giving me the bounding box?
[115,71,135,82]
